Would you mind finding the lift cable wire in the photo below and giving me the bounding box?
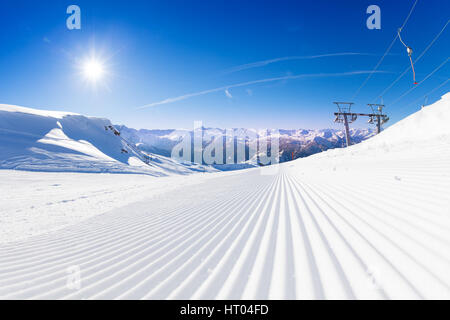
[351,34,398,100]
[390,57,449,106]
[400,77,450,112]
[373,19,449,103]
[399,0,419,31]
[351,0,419,100]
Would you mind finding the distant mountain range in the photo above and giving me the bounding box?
[0,103,375,174]
[116,125,376,165]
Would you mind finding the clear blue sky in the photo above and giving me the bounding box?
[0,0,448,129]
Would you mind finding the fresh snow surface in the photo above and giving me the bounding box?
[1,93,450,299]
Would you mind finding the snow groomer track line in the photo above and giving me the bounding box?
[1,94,450,300]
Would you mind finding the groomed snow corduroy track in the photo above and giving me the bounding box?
[1,141,449,300]
[1,94,450,300]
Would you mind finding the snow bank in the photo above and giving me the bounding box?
[371,93,450,145]
[312,93,450,159]
[0,104,78,119]
[0,104,214,175]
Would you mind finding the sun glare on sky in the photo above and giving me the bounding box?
[82,59,105,82]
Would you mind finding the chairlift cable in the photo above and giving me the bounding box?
[390,57,449,106]
[373,19,449,102]
[399,0,419,31]
[399,77,450,112]
[351,0,419,99]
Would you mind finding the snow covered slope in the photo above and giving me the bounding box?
[0,93,449,300]
[318,92,450,155]
[0,104,214,175]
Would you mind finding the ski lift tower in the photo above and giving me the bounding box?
[333,102,357,147]
[333,102,389,147]
[367,104,389,134]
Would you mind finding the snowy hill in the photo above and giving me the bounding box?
[312,92,450,159]
[0,93,449,300]
[0,104,215,175]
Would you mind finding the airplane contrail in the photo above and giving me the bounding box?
[221,53,374,75]
[136,70,390,109]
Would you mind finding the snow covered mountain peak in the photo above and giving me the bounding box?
[116,125,376,163]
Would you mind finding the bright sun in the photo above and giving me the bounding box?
[82,59,104,82]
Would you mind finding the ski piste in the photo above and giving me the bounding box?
[1,0,450,304]
[1,93,449,299]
